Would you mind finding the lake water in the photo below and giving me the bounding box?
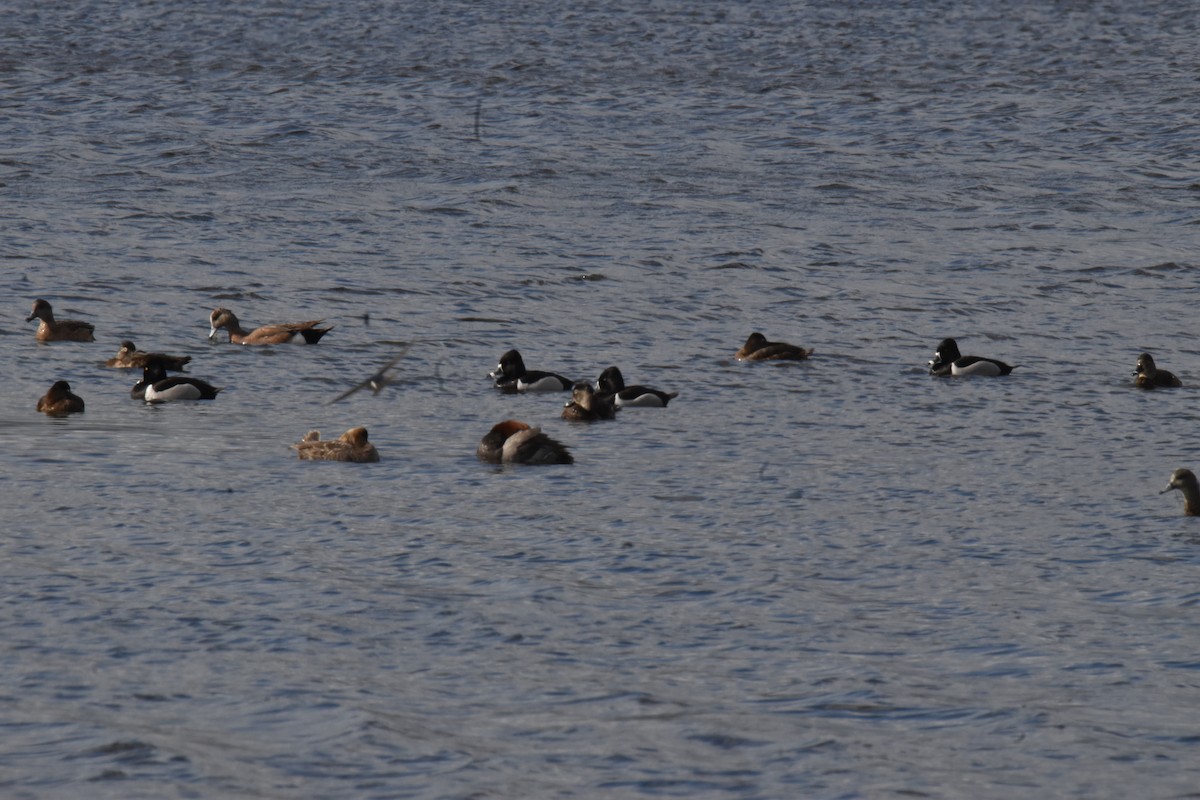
[3,1,1200,797]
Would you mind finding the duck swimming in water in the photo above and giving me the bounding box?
[928,337,1016,377]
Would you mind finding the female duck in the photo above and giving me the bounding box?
[595,366,678,408]
[105,340,191,371]
[26,299,95,342]
[1134,352,1182,389]
[477,420,573,464]
[928,337,1016,376]
[133,363,222,402]
[489,349,574,393]
[208,307,332,345]
[293,427,380,462]
[562,382,617,422]
[1161,468,1200,515]
[37,380,85,416]
[735,332,813,361]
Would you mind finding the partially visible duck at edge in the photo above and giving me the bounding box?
[928,337,1016,377]
[489,349,574,393]
[133,363,222,403]
[293,427,380,463]
[37,380,85,416]
[1134,352,1182,389]
[208,307,332,345]
[477,420,574,465]
[595,366,678,408]
[1161,468,1200,516]
[105,340,191,371]
[735,332,813,361]
[26,298,95,342]
[562,382,617,422]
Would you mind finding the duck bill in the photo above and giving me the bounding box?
[208,326,220,341]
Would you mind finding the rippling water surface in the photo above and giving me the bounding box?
[3,1,1200,797]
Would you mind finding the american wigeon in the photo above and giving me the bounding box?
[562,382,617,422]
[292,427,380,462]
[1134,352,1182,389]
[928,337,1016,376]
[37,380,85,415]
[105,340,191,371]
[735,332,813,361]
[208,307,332,345]
[595,366,678,408]
[26,299,95,342]
[477,420,574,465]
[489,349,574,392]
[132,363,222,402]
[1161,468,1200,516]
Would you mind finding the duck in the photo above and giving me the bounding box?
[132,363,222,402]
[1161,468,1200,516]
[292,427,380,462]
[562,382,617,421]
[489,349,574,393]
[1134,352,1182,389]
[36,380,85,416]
[105,340,191,371]
[476,420,574,465]
[26,299,95,342]
[928,337,1016,376]
[735,332,813,361]
[595,366,678,408]
[208,307,332,345]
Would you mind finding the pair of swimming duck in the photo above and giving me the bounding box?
[28,300,332,346]
[928,338,1184,388]
[489,350,679,408]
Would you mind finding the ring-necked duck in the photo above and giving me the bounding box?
[1161,468,1200,515]
[477,420,573,464]
[928,337,1016,376]
[562,382,617,421]
[37,380,85,415]
[1134,352,1182,389]
[735,332,813,361]
[595,366,678,408]
[489,349,574,393]
[293,427,380,462]
[26,299,95,342]
[133,363,222,402]
[105,340,191,371]
[208,307,332,345]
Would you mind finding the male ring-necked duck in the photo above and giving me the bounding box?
[928,337,1016,376]
[477,420,574,464]
[208,307,332,345]
[735,332,813,361]
[26,299,95,342]
[562,382,617,422]
[489,349,574,393]
[1161,468,1200,516]
[105,340,191,371]
[133,363,223,402]
[37,380,85,416]
[292,427,380,462]
[595,366,678,408]
[1134,352,1182,389]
